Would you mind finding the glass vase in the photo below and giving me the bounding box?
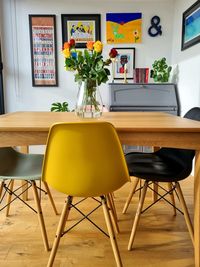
[75,79,103,118]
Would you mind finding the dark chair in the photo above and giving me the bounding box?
[124,107,200,251]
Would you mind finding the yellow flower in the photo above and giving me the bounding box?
[62,48,70,58]
[93,41,103,53]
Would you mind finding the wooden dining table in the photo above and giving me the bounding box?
[0,111,200,266]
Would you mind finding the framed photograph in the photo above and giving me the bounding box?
[29,14,58,86]
[181,1,200,51]
[61,14,101,48]
[113,48,135,80]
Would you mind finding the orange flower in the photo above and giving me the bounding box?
[63,42,70,49]
[86,41,94,50]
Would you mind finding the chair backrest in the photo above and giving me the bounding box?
[42,121,130,197]
[157,107,200,178]
[0,147,18,174]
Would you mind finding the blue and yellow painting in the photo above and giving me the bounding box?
[184,6,200,43]
[106,13,142,44]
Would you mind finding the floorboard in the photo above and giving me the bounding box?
[0,177,194,267]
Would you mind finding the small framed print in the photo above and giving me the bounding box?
[114,47,135,80]
[29,14,58,86]
[181,1,200,51]
[61,14,101,48]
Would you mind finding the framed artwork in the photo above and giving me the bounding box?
[106,13,142,44]
[29,14,58,87]
[181,1,200,51]
[61,14,101,48]
[113,48,135,80]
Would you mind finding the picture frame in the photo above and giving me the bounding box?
[113,47,135,80]
[106,13,142,44]
[181,1,200,51]
[61,14,101,48]
[29,14,58,87]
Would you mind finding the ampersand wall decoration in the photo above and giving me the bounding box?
[148,15,162,37]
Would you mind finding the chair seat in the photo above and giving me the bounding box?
[0,148,43,180]
[126,150,192,182]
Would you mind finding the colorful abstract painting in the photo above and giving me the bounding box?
[106,13,142,44]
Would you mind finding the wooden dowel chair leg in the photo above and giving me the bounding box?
[152,182,158,202]
[111,192,115,198]
[21,181,28,201]
[122,177,139,214]
[47,196,72,267]
[31,181,49,252]
[6,180,14,216]
[110,193,118,220]
[101,196,123,267]
[0,180,5,199]
[107,193,120,234]
[128,181,148,251]
[19,146,29,201]
[168,182,176,216]
[43,181,59,215]
[175,182,194,245]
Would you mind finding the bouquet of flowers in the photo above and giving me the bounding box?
[62,39,118,118]
[62,39,118,85]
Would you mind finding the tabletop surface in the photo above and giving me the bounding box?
[1,111,200,267]
[1,111,200,133]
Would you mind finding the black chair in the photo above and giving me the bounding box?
[124,107,200,251]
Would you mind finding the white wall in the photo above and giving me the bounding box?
[172,0,200,115]
[0,0,174,112]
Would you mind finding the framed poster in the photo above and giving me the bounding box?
[181,1,200,51]
[29,14,58,86]
[106,13,142,44]
[113,48,135,80]
[61,14,101,48]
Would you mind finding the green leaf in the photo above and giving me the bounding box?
[168,66,172,72]
[151,57,171,83]
[153,76,158,82]
[104,68,110,75]
[95,60,104,71]
[157,74,162,81]
[63,44,112,86]
[50,102,70,112]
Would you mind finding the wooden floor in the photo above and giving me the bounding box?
[0,177,194,267]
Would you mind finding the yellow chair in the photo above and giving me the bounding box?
[42,121,130,267]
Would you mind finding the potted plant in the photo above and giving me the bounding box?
[150,57,172,82]
[50,102,70,112]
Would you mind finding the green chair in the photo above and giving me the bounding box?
[0,147,58,251]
